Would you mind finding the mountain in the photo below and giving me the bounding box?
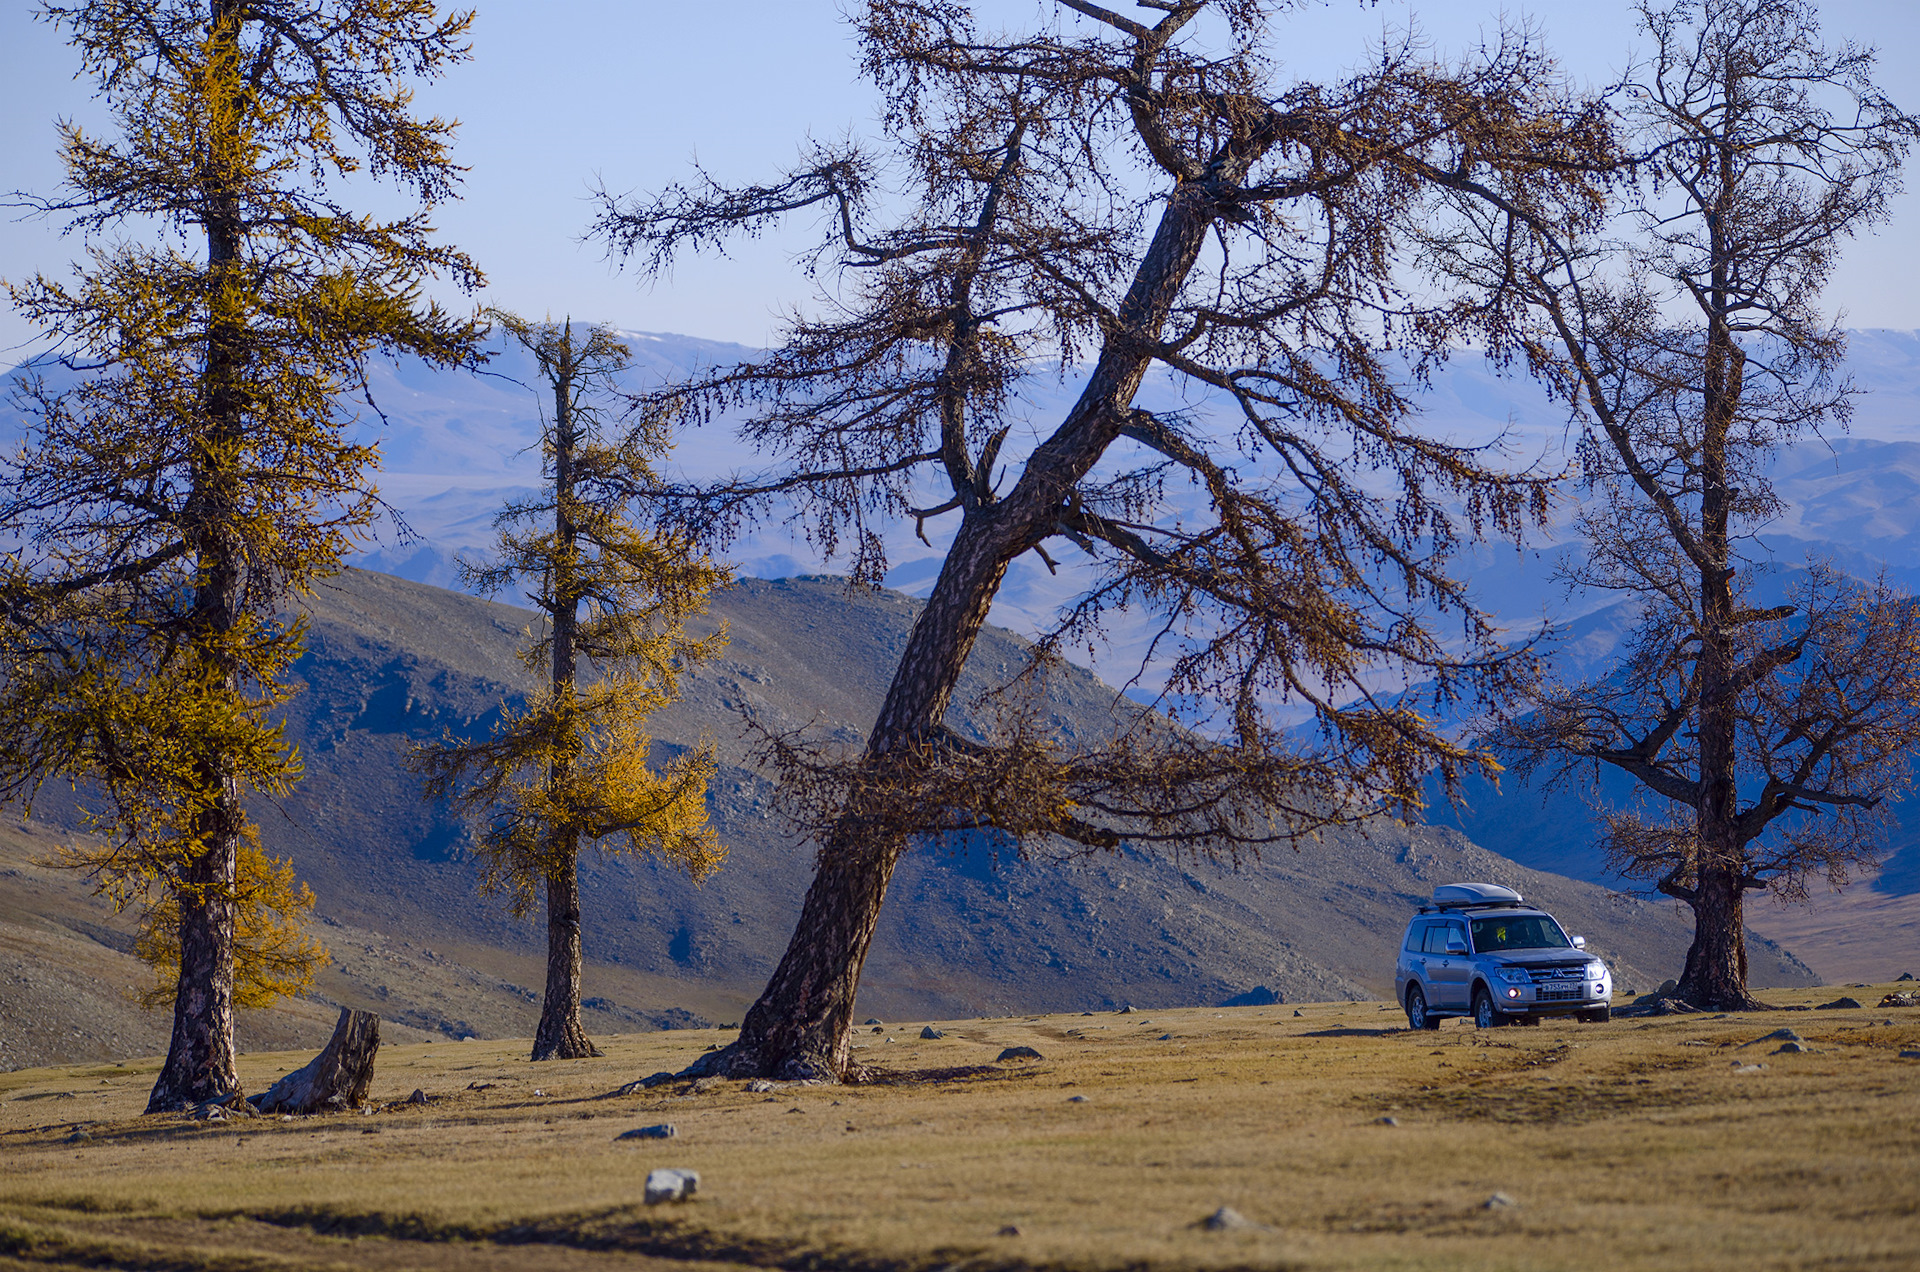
[14,326,1914,1054]
[1,567,1817,1069]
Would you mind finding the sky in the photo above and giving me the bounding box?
[5,1,1920,357]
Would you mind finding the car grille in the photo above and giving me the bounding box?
[1526,964,1590,984]
[1536,986,1584,1002]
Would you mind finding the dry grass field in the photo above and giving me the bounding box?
[3,986,1917,1272]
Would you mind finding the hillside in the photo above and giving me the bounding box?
[0,568,1816,1068]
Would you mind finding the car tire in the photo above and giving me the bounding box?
[1472,986,1504,1029]
[1406,985,1440,1031]
[1577,1006,1611,1023]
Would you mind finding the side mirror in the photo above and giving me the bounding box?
[1445,937,1468,955]
[1572,935,1588,949]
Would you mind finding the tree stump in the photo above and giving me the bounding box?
[251,1008,380,1114]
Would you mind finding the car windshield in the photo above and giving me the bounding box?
[1469,914,1571,952]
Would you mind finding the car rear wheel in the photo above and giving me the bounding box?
[1406,985,1439,1031]
[1472,986,1505,1029]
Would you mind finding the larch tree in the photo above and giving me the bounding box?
[410,313,728,1062]
[0,0,483,1112]
[592,0,1617,1080]
[1424,0,1920,1009]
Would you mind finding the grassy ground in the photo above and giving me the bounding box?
[2,985,1917,1272]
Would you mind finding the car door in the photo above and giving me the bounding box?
[1423,919,1472,1009]
[1400,920,1434,1005]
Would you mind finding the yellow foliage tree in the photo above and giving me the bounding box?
[0,0,483,1112]
[131,835,329,1011]
[412,313,728,1061]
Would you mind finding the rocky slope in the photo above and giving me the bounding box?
[0,569,1817,1068]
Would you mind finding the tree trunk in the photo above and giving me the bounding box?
[687,825,905,1080]
[532,847,601,1060]
[145,840,240,1112]
[531,330,601,1063]
[1676,185,1766,1012]
[691,179,1240,1081]
[1675,864,1761,1010]
[252,1007,381,1114]
[151,4,247,1111]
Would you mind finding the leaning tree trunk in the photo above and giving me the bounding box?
[687,517,1016,1080]
[690,180,1233,1082]
[532,845,601,1061]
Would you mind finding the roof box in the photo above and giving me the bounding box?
[1432,882,1524,909]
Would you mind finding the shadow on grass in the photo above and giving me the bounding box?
[244,1202,1013,1272]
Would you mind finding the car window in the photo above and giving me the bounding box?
[1423,922,1464,954]
[1403,922,1429,952]
[1469,914,1572,951]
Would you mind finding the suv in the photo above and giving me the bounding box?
[1395,882,1613,1030]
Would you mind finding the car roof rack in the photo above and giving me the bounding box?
[1419,882,1527,913]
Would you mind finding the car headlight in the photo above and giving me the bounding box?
[1496,967,1530,984]
[1588,964,1608,982]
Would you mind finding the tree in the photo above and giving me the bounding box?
[1428,0,1920,1008]
[592,0,1616,1080]
[0,0,483,1111]
[410,313,728,1062]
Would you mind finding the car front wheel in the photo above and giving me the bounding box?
[1406,984,1439,1031]
[1472,986,1505,1029]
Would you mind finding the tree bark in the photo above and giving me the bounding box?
[252,1008,381,1114]
[692,180,1237,1081]
[532,848,601,1060]
[1674,864,1759,1010]
[146,845,240,1111]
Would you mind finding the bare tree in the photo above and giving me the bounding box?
[1427,0,1920,1008]
[593,0,1615,1079]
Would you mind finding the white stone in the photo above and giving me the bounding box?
[644,1168,700,1204]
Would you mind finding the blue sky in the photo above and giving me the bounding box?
[5,1,1920,355]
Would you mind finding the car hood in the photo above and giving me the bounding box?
[1482,948,1602,968]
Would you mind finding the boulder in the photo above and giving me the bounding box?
[1219,986,1282,1007]
[644,1169,699,1204]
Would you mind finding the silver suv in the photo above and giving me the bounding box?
[1395,882,1612,1029]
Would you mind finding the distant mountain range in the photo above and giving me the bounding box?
[5,326,1917,1039]
[306,327,1920,911]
